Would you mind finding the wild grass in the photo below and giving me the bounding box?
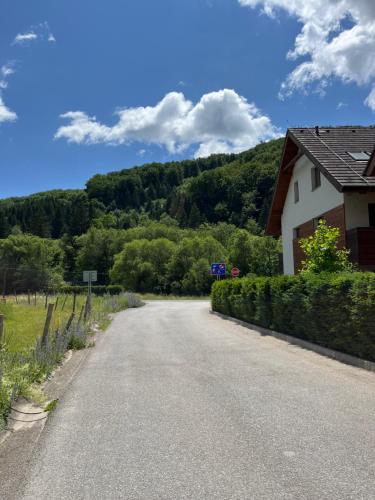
[0,292,136,430]
[0,294,132,353]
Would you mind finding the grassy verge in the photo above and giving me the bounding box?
[0,293,138,430]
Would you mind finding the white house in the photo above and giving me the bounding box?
[266,127,375,274]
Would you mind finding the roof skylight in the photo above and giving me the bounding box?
[348,151,370,161]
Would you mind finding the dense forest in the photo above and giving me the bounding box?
[0,138,283,294]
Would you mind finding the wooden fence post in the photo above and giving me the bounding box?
[42,303,54,347]
[72,293,77,313]
[0,314,4,346]
[45,293,48,309]
[64,312,75,334]
[78,305,85,324]
[83,295,91,321]
[54,297,59,311]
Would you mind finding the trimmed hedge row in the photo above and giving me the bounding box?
[211,273,375,362]
[61,285,123,295]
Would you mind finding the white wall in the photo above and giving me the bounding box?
[344,192,375,230]
[281,155,343,274]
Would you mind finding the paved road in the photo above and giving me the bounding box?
[18,301,375,499]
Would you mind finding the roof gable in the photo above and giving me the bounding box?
[266,126,375,236]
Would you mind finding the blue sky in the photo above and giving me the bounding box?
[1,0,375,198]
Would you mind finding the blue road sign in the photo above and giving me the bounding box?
[211,263,226,276]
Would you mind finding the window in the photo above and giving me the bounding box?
[348,151,370,161]
[369,204,375,227]
[311,167,321,190]
[313,217,324,230]
[293,227,300,239]
[294,181,299,203]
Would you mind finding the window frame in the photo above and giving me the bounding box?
[311,167,321,191]
[294,181,299,203]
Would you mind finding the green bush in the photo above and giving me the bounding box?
[211,273,375,362]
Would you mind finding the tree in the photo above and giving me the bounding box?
[299,220,352,273]
[75,228,128,285]
[188,203,202,228]
[167,236,227,293]
[110,238,176,292]
[0,234,64,293]
[228,230,280,277]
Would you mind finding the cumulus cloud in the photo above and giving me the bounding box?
[55,89,279,157]
[13,32,38,44]
[13,22,56,45]
[239,0,375,110]
[0,97,17,123]
[0,63,15,89]
[0,63,17,123]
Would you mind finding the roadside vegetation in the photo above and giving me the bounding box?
[212,221,375,362]
[0,222,281,297]
[0,292,135,430]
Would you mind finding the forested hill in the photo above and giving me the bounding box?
[0,138,284,238]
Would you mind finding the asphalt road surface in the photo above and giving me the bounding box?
[18,301,375,499]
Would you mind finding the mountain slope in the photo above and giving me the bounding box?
[0,138,284,238]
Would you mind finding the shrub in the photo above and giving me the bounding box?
[299,219,352,273]
[211,272,375,362]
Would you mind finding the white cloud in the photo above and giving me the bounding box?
[55,89,279,157]
[0,97,17,123]
[0,63,15,89]
[13,32,38,45]
[0,62,17,122]
[238,0,375,111]
[13,22,56,45]
[337,101,348,110]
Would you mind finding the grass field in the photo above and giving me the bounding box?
[0,293,133,429]
[0,294,124,353]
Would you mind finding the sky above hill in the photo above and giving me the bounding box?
[2,0,375,197]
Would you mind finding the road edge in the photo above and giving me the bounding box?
[211,310,375,374]
[0,315,117,500]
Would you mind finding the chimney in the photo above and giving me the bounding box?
[315,126,320,136]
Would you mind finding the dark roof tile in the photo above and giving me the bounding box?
[289,127,375,188]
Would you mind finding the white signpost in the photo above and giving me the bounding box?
[83,270,98,285]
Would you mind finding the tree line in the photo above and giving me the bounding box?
[0,138,284,294]
[0,220,280,295]
[0,139,283,238]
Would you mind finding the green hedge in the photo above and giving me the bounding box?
[60,285,123,296]
[212,273,375,362]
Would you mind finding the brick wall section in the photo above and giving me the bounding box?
[293,204,346,273]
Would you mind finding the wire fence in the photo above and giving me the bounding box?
[0,291,143,430]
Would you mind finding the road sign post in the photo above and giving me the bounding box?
[211,263,226,280]
[231,267,240,278]
[83,271,97,316]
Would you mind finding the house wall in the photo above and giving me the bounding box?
[281,155,344,275]
[344,192,375,229]
[292,205,346,273]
